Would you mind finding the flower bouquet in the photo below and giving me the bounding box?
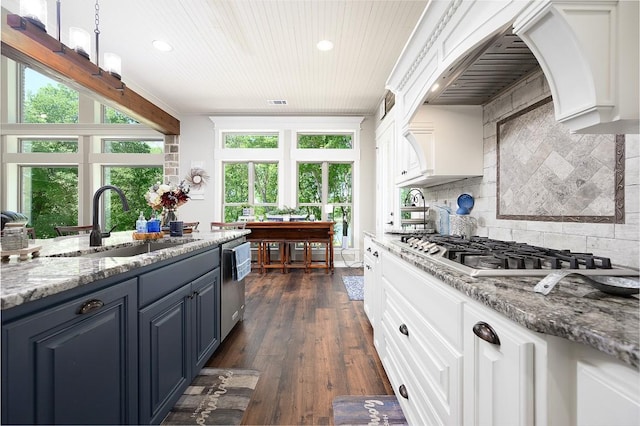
[144,181,190,228]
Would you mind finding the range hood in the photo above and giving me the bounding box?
[387,0,639,137]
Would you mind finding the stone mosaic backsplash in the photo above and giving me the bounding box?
[497,97,622,222]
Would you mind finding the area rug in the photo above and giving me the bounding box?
[161,368,260,425]
[332,395,408,425]
[342,275,364,300]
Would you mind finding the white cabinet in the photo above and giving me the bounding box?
[575,347,640,426]
[363,236,381,351]
[369,244,640,426]
[397,105,483,188]
[396,137,421,184]
[375,111,399,234]
[463,303,536,426]
[379,251,464,425]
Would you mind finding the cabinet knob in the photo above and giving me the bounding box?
[367,247,372,252]
[373,251,379,258]
[399,323,409,336]
[77,299,104,315]
[472,321,501,346]
[366,264,372,270]
[398,384,409,399]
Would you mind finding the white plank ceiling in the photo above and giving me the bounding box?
[2,0,428,117]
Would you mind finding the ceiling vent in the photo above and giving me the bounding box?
[267,100,288,105]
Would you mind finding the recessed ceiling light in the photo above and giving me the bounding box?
[152,40,173,52]
[317,40,334,51]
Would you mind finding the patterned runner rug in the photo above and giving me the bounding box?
[333,395,408,425]
[342,275,364,300]
[161,368,260,425]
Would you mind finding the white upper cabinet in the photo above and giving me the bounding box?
[396,104,483,188]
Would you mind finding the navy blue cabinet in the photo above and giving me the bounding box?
[139,267,220,424]
[1,278,138,425]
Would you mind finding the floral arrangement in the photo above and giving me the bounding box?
[144,181,190,211]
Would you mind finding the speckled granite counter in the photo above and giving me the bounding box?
[368,232,640,369]
[1,230,249,310]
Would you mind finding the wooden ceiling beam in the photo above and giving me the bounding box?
[1,15,180,135]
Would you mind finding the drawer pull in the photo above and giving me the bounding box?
[473,321,501,346]
[398,384,409,399]
[77,299,104,315]
[399,323,409,336]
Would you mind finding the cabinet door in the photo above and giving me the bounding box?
[139,284,192,425]
[2,278,138,425]
[576,358,640,426]
[191,268,220,371]
[463,304,535,426]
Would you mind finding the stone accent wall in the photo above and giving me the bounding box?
[421,69,640,268]
[164,135,180,185]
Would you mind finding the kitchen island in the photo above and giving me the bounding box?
[1,230,249,425]
[365,232,640,425]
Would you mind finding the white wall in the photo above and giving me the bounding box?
[420,71,640,268]
[175,115,218,228]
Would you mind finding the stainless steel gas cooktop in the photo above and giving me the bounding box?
[395,234,639,277]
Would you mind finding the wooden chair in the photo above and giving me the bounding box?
[26,227,36,239]
[54,225,94,236]
[183,221,200,232]
[210,222,247,230]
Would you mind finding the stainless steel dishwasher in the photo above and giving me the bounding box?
[221,237,247,341]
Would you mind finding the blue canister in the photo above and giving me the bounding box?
[147,219,161,233]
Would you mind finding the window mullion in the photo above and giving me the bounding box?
[248,161,255,205]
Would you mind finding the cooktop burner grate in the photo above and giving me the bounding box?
[397,234,638,277]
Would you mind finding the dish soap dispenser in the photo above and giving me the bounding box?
[136,211,147,234]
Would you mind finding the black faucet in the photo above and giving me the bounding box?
[90,185,130,246]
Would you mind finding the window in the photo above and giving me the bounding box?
[223,162,279,221]
[21,67,79,123]
[223,133,278,148]
[20,139,78,153]
[102,139,163,153]
[298,162,353,247]
[103,166,163,231]
[103,106,138,124]
[297,134,352,149]
[21,166,79,238]
[213,116,362,256]
[4,58,165,239]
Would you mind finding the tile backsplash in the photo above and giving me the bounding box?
[421,70,640,268]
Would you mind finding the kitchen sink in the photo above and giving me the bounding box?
[81,242,185,258]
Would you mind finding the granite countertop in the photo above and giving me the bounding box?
[369,232,640,370]
[1,230,250,311]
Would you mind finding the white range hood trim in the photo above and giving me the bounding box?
[513,0,639,134]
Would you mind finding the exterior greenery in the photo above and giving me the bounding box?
[297,134,352,149]
[224,133,278,148]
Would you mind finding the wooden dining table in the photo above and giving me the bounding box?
[243,221,334,273]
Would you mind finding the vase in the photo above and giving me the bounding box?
[161,208,178,229]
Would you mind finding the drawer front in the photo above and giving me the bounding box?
[139,248,220,306]
[382,281,463,425]
[381,250,463,349]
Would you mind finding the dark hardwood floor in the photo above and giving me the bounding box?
[206,268,393,425]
